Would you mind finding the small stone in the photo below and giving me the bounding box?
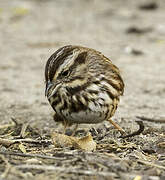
[139,2,158,10]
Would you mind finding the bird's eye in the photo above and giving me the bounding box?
[61,70,69,77]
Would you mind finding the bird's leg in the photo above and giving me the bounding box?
[107,119,126,135]
[71,124,78,136]
[63,120,68,134]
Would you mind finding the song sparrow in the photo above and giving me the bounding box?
[45,45,125,134]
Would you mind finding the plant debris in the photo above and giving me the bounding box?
[0,117,164,179]
[51,132,96,151]
[120,120,144,138]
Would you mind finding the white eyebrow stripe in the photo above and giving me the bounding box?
[53,50,79,80]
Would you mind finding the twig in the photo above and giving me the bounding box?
[0,123,15,130]
[0,138,51,147]
[11,117,42,139]
[15,164,117,177]
[0,151,67,160]
[0,138,14,146]
[137,160,165,170]
[14,138,52,144]
[20,123,29,138]
[0,155,11,179]
[11,117,19,126]
[120,121,144,138]
[136,116,165,123]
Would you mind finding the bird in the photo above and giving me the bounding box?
[45,45,125,135]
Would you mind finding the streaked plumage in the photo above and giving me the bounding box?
[45,45,124,131]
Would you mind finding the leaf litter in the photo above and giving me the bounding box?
[0,117,164,180]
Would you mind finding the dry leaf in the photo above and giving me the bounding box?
[51,132,75,148]
[51,132,96,151]
[76,133,96,151]
[19,143,26,153]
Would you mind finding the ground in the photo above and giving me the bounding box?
[0,0,165,179]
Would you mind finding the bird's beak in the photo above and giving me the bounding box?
[45,81,61,100]
[45,81,53,97]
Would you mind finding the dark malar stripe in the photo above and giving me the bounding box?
[59,99,68,112]
[51,96,61,109]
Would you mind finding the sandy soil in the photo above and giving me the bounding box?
[0,0,165,179]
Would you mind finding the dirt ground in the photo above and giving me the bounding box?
[0,0,165,179]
